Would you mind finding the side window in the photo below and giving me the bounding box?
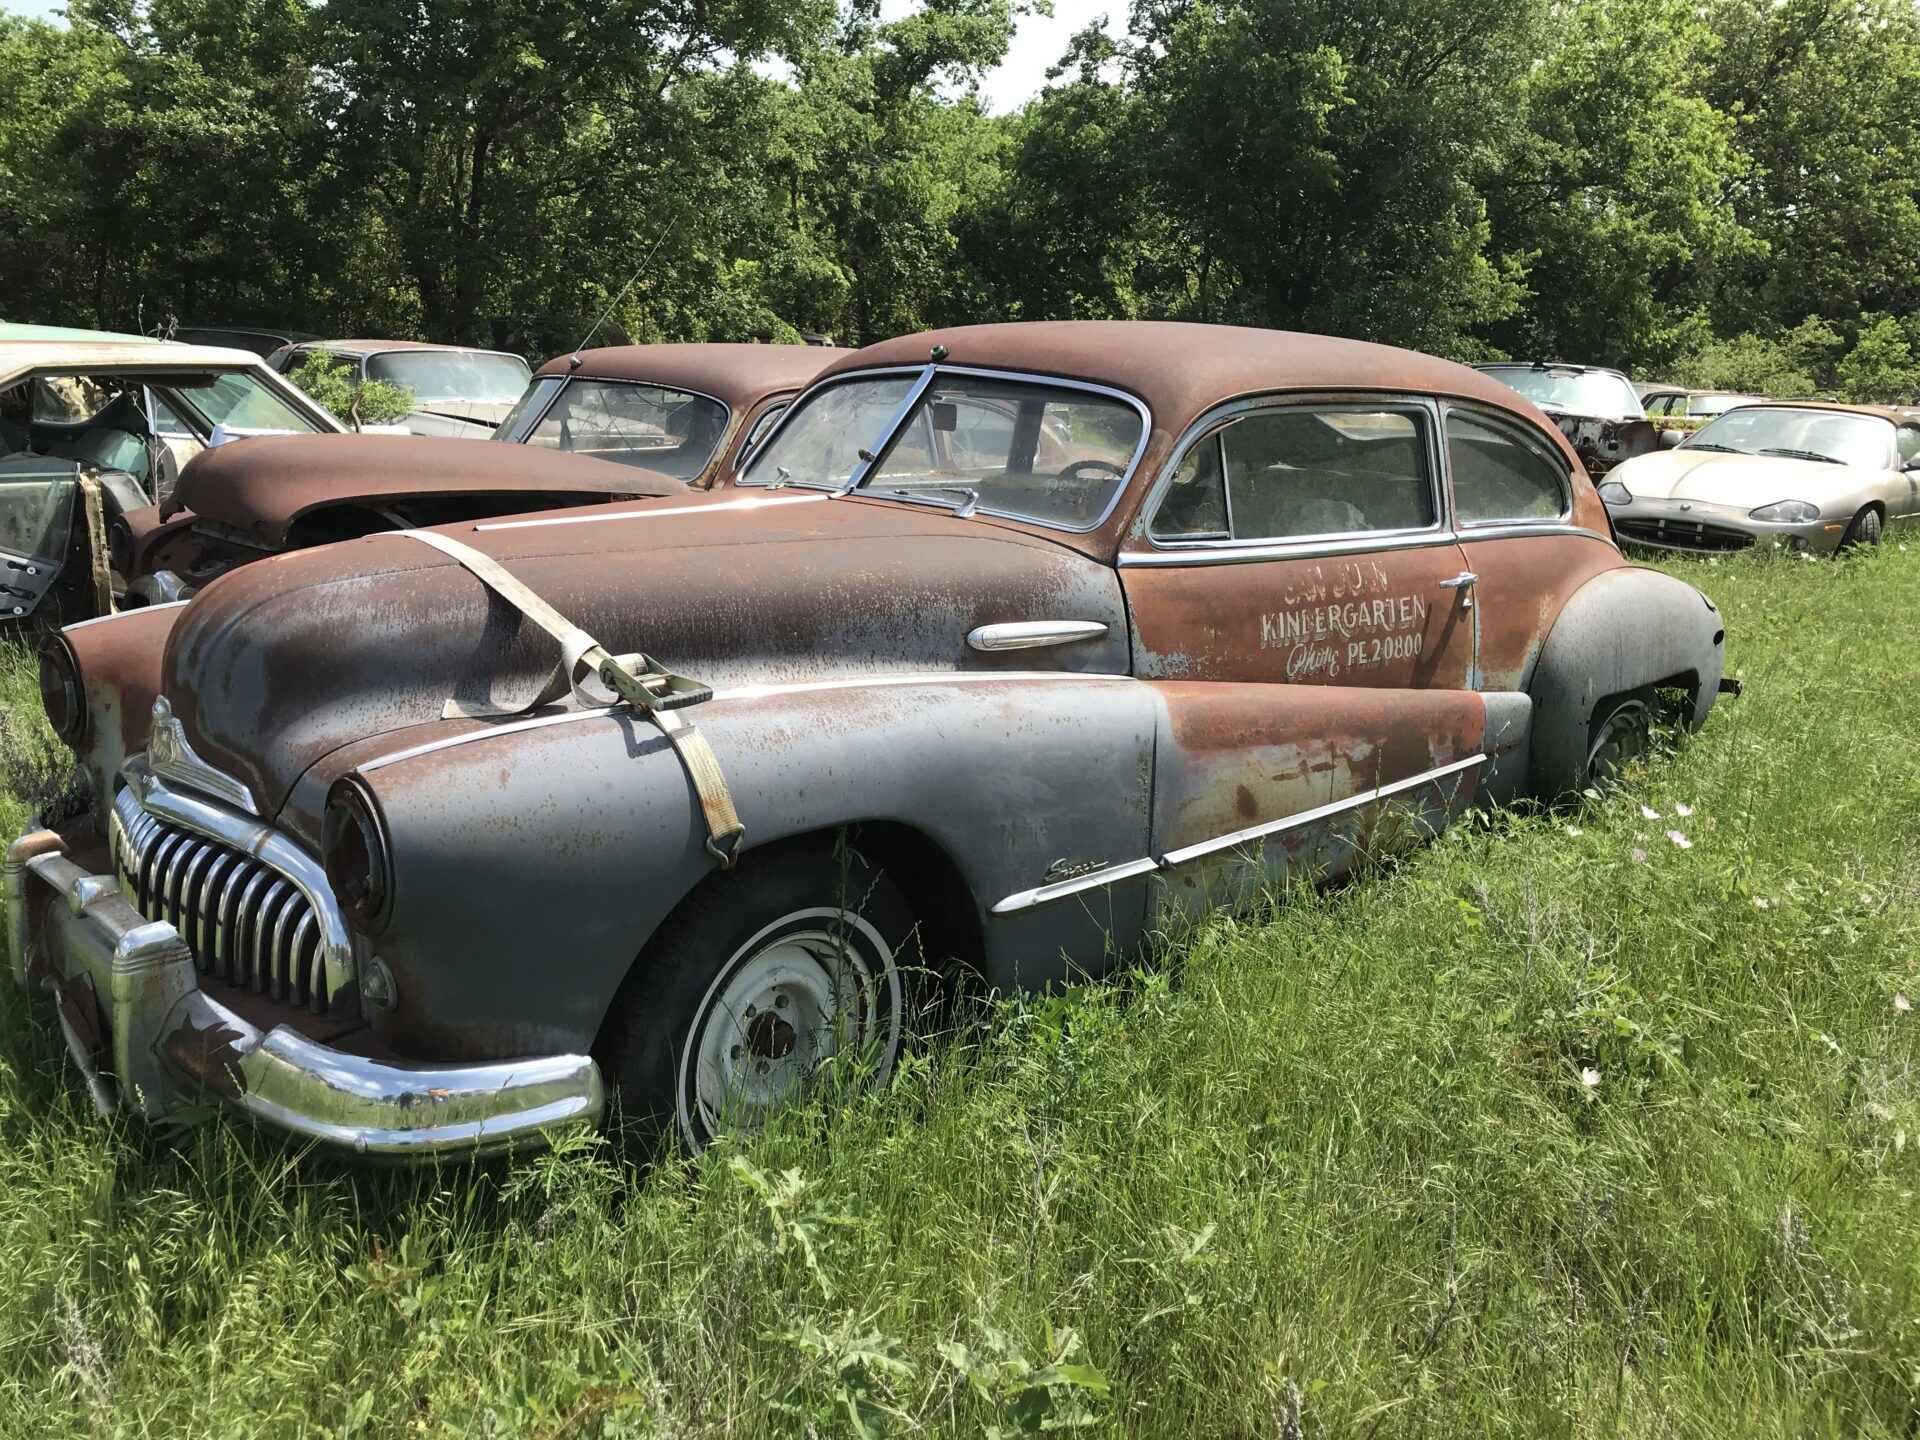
[1897,424,1920,466]
[740,402,788,459]
[1446,410,1569,525]
[1152,406,1433,542]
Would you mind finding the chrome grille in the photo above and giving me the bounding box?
[110,786,331,1011]
[1616,517,1755,552]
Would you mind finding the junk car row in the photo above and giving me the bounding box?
[1,318,1748,1159]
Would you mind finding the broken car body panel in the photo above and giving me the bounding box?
[9,321,1728,1157]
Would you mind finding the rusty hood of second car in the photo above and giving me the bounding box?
[169,432,689,548]
[159,490,1134,815]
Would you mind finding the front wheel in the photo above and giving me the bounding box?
[1839,506,1883,550]
[597,844,919,1152]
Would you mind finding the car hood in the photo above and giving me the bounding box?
[169,432,686,547]
[1611,448,1860,507]
[412,399,517,427]
[158,491,1131,816]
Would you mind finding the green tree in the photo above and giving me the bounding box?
[285,353,415,428]
[1702,0,1920,329]
[1479,0,1750,368]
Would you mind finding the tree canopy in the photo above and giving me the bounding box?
[5,0,1920,395]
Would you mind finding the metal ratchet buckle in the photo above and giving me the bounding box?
[595,652,714,713]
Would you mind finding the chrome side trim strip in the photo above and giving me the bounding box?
[1453,522,1616,547]
[355,671,1139,774]
[61,600,189,634]
[474,491,830,533]
[1119,531,1463,566]
[991,752,1486,914]
[966,621,1110,652]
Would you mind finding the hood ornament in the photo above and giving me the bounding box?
[146,697,261,815]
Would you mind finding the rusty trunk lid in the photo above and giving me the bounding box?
[160,491,1131,815]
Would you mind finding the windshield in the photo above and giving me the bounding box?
[494,377,730,479]
[743,371,1144,529]
[1479,366,1641,420]
[367,351,531,405]
[161,370,325,435]
[1683,406,1892,468]
[1689,393,1760,418]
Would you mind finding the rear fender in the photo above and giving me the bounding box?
[1527,566,1725,797]
[341,674,1159,1061]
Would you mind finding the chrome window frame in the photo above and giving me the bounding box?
[1136,391,1448,556]
[495,372,733,466]
[1440,399,1574,531]
[734,363,1153,536]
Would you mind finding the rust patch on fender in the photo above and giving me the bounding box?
[160,1012,251,1100]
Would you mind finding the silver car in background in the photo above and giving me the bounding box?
[1599,402,1920,553]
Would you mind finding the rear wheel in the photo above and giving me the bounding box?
[1839,505,1883,550]
[597,844,920,1152]
[1585,693,1653,790]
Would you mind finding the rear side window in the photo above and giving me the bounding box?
[1446,411,1568,525]
[1152,406,1435,542]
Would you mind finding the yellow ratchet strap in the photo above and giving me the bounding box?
[78,473,114,617]
[397,528,745,868]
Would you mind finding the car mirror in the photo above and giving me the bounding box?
[930,401,957,433]
[1659,428,1685,449]
[1903,455,1920,472]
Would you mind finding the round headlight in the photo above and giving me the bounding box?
[1748,499,1819,524]
[1595,480,1632,506]
[323,780,392,932]
[37,637,86,744]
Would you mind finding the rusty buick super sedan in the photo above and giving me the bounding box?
[8,322,1727,1157]
[115,343,829,605]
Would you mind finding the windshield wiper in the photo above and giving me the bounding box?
[862,483,981,517]
[1759,447,1842,464]
[1687,442,1741,453]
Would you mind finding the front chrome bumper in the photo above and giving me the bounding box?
[4,828,604,1159]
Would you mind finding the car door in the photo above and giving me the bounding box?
[1119,395,1486,916]
[1895,422,1920,517]
[0,454,80,619]
[1442,402,1622,692]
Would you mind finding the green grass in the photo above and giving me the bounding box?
[1,541,1917,1438]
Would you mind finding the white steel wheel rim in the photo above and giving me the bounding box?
[678,907,902,1148]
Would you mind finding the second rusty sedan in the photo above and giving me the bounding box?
[491,342,833,484]
[10,322,1727,1158]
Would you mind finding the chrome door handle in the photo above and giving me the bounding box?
[1439,571,1477,611]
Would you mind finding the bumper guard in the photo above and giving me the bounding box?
[4,829,604,1158]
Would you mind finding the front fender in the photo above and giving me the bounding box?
[59,602,188,806]
[339,674,1159,1061]
[1527,566,1726,797]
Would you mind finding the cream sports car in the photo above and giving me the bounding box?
[1599,402,1920,554]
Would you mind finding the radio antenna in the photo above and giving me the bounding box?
[569,215,679,370]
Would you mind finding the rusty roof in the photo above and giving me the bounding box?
[825,322,1549,429]
[172,432,686,547]
[533,343,832,408]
